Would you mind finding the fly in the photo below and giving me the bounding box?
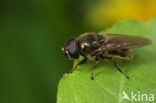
[62,33,152,80]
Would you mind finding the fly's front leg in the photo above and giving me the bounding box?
[68,57,88,73]
[91,57,100,80]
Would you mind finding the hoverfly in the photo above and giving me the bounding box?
[62,33,152,80]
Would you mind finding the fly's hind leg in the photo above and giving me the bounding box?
[68,57,87,73]
[98,55,130,80]
[112,58,130,79]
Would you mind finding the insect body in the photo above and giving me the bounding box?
[62,33,152,80]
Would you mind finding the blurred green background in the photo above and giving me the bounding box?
[0,0,156,103]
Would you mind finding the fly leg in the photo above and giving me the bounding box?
[91,57,100,80]
[112,58,130,80]
[98,55,130,80]
[68,57,87,73]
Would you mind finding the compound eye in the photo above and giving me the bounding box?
[66,38,80,59]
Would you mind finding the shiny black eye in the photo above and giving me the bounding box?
[66,38,80,59]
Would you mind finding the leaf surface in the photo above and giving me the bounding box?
[57,19,156,103]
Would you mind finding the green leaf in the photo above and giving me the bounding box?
[57,19,156,103]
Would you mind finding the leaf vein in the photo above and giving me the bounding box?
[95,80,117,98]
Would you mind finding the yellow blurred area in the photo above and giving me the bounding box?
[85,0,156,29]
